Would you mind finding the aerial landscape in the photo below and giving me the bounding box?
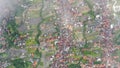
[1,0,120,68]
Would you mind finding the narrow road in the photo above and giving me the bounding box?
[113,0,119,12]
[35,0,44,45]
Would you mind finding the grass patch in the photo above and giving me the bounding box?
[26,38,37,46]
[28,10,40,18]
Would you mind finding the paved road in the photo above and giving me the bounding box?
[113,0,120,12]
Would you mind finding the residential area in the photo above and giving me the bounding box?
[0,0,120,68]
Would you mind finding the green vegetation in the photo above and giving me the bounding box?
[35,0,44,45]
[94,61,102,64]
[68,64,81,68]
[83,21,88,47]
[83,50,98,57]
[0,53,8,58]
[34,48,42,58]
[84,0,93,9]
[52,22,60,37]
[4,19,20,47]
[113,31,120,45]
[0,44,2,48]
[15,6,25,16]
[26,47,36,53]
[26,38,37,46]
[112,49,120,62]
[88,10,95,20]
[83,0,95,20]
[11,58,32,68]
[35,20,42,45]
[7,65,15,68]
